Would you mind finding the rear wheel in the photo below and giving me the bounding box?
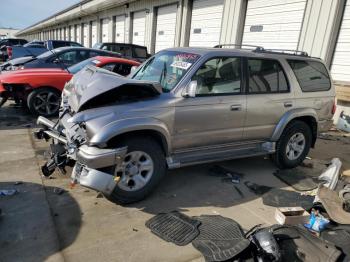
[109,137,166,204]
[27,88,61,117]
[273,120,312,169]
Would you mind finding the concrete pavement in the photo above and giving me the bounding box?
[1,102,349,262]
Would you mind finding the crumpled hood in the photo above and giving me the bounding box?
[64,65,162,112]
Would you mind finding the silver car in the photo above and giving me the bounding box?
[36,47,335,203]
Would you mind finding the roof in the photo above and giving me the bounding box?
[93,56,140,66]
[164,47,322,61]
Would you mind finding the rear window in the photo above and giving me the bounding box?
[247,58,289,93]
[133,47,147,58]
[288,60,331,92]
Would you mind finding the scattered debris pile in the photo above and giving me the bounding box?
[146,158,350,261]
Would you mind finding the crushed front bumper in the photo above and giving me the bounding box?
[36,115,127,195]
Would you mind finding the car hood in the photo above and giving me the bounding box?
[64,65,162,112]
[0,68,69,81]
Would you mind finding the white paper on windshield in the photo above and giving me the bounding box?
[170,61,192,70]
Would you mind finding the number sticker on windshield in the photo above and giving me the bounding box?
[170,61,192,70]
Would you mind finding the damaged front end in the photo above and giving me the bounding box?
[35,65,161,195]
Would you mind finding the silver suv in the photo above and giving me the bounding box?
[36,47,335,203]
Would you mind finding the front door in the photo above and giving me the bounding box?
[173,56,246,150]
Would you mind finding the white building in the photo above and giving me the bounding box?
[0,27,20,39]
[15,0,350,111]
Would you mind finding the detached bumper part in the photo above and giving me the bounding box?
[73,145,127,195]
[77,145,127,169]
[72,165,117,195]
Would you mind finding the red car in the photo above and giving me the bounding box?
[0,56,140,116]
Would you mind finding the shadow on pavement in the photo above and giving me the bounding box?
[0,182,82,262]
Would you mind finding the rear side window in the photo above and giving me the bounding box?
[133,47,147,58]
[288,60,331,92]
[247,59,289,93]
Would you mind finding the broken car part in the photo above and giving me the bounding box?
[318,185,350,224]
[336,111,350,133]
[251,228,281,261]
[145,211,201,246]
[318,158,342,190]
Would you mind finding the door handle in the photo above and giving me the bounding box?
[230,104,242,111]
[284,102,293,108]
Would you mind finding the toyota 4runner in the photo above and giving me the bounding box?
[35,46,335,204]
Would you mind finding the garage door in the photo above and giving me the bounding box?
[242,0,307,49]
[83,24,89,47]
[115,15,126,43]
[76,24,81,44]
[101,18,109,42]
[132,10,146,46]
[331,2,350,82]
[91,21,98,47]
[155,4,178,53]
[70,26,75,41]
[189,0,224,47]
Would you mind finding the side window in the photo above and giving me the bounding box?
[133,47,147,58]
[119,46,132,57]
[57,51,77,64]
[247,59,288,93]
[192,57,241,95]
[101,63,116,72]
[288,60,331,92]
[89,51,102,58]
[114,63,133,76]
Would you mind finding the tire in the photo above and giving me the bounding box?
[27,88,61,117]
[109,137,166,204]
[273,120,312,169]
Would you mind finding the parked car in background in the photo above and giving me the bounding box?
[0,56,139,116]
[93,43,150,62]
[6,40,83,60]
[0,38,28,61]
[0,47,120,71]
[35,47,336,204]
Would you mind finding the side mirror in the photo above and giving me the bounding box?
[183,80,197,98]
[53,58,60,64]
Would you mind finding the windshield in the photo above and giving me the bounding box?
[93,43,102,49]
[132,51,200,91]
[68,57,100,74]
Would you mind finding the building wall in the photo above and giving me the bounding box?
[0,28,20,39]
[15,0,349,85]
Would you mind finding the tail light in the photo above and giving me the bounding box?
[6,46,12,60]
[332,99,336,115]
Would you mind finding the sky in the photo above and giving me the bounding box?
[0,0,81,29]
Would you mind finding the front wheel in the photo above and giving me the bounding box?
[27,88,61,117]
[273,120,312,169]
[109,137,166,204]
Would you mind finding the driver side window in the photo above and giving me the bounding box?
[192,57,241,96]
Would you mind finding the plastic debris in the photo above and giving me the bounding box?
[0,189,17,196]
[336,111,350,133]
[318,158,342,190]
[209,165,243,184]
[304,208,329,233]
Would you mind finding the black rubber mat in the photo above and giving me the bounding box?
[192,215,250,262]
[244,181,273,195]
[321,229,350,261]
[262,188,314,210]
[272,225,341,262]
[274,168,319,191]
[145,211,200,246]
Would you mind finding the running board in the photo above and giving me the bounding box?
[166,141,275,169]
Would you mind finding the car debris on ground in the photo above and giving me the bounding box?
[144,158,350,261]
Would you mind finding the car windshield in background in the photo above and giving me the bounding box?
[92,43,103,49]
[132,51,200,91]
[68,58,99,74]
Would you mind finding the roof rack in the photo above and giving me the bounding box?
[214,44,309,57]
[255,48,309,57]
[214,44,264,51]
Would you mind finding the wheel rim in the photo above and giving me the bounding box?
[286,132,306,160]
[33,91,60,115]
[115,151,154,192]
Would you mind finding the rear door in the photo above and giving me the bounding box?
[174,56,246,149]
[243,58,293,140]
